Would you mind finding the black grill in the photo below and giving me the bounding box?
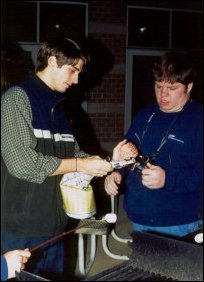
[84,261,176,281]
[84,230,203,281]
[16,230,203,281]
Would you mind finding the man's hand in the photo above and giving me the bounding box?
[104,171,122,195]
[141,163,165,189]
[4,249,31,279]
[78,156,113,177]
[112,140,138,161]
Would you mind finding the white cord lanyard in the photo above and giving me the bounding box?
[136,99,191,161]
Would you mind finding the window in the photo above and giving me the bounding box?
[40,3,86,42]
[128,8,169,48]
[172,11,203,49]
[128,7,203,50]
[1,1,37,42]
[1,1,87,43]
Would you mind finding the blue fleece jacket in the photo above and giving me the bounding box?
[123,99,203,226]
[1,255,8,281]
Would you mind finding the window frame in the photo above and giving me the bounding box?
[4,1,89,45]
[127,5,203,51]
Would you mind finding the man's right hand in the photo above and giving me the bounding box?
[104,171,122,195]
[78,156,113,177]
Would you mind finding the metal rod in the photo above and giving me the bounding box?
[30,222,92,252]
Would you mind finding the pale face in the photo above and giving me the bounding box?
[47,57,84,93]
[154,81,193,113]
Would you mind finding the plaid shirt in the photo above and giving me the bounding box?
[1,86,89,184]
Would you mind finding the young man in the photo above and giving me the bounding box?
[105,52,203,238]
[1,38,137,279]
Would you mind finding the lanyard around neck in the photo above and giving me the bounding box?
[152,99,191,160]
[151,113,180,161]
[136,109,182,161]
[134,99,191,161]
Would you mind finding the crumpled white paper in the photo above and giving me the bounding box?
[60,158,135,190]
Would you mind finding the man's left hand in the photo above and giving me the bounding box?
[112,140,138,161]
[141,163,165,189]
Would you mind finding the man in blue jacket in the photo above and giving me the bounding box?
[105,52,203,237]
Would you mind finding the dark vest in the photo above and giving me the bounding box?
[1,75,75,236]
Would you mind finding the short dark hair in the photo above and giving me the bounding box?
[152,52,196,85]
[36,38,89,72]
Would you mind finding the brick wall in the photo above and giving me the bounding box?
[89,1,126,23]
[87,1,127,155]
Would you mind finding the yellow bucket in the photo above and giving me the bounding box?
[60,185,96,219]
